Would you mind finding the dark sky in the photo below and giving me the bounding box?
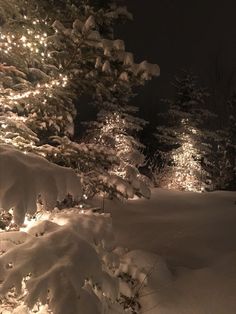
[117,0,236,124]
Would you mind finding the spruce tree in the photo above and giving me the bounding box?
[228,93,236,188]
[84,55,158,198]
[0,1,160,312]
[0,0,159,198]
[154,73,216,192]
[216,92,236,189]
[85,102,151,199]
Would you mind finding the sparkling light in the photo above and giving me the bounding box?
[0,16,69,153]
[99,112,135,179]
[166,119,204,193]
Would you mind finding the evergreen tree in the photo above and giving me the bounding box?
[216,92,236,189]
[154,73,216,192]
[84,54,159,198]
[0,1,160,312]
[228,93,236,187]
[85,103,151,199]
[82,1,159,199]
[0,0,159,198]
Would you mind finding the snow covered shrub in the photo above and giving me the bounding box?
[0,145,137,313]
[116,250,172,314]
[0,210,128,313]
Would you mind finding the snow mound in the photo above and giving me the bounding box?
[120,250,172,286]
[0,225,101,313]
[0,145,81,224]
[0,211,123,314]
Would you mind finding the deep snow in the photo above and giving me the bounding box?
[1,146,236,314]
[103,189,236,314]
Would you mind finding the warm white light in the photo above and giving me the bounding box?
[165,119,204,193]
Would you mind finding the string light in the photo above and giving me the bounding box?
[166,119,204,193]
[98,112,138,179]
[0,15,69,154]
[0,27,48,55]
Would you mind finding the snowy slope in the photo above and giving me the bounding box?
[103,189,236,314]
[107,189,236,267]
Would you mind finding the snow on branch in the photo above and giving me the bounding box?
[0,145,81,224]
[0,211,123,313]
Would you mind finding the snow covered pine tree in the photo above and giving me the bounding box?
[0,0,159,313]
[154,73,216,192]
[82,1,159,199]
[0,0,159,199]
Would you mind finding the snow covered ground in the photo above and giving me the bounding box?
[1,148,236,314]
[104,189,236,314]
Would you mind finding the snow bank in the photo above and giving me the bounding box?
[121,250,172,286]
[105,188,236,314]
[107,188,236,266]
[137,250,236,314]
[0,145,81,224]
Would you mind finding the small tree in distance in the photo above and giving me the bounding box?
[216,92,236,190]
[154,73,216,192]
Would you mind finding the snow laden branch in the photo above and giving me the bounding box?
[0,145,81,224]
[0,211,123,314]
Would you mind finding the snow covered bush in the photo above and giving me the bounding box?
[0,146,142,313]
[0,209,128,314]
[0,196,146,313]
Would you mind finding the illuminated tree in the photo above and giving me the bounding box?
[0,1,159,312]
[85,105,151,198]
[84,51,159,198]
[0,0,159,198]
[80,1,159,198]
[154,74,215,192]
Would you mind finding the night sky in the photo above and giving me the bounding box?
[117,0,236,124]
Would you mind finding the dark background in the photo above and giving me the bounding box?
[78,1,236,139]
[116,0,236,125]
